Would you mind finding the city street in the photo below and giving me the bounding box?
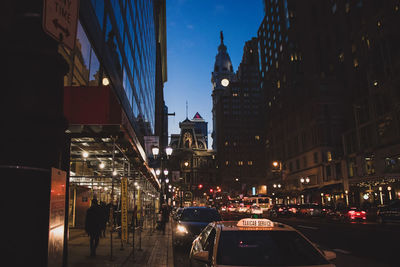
[172,212,398,267]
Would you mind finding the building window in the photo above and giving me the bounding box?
[332,3,337,14]
[353,58,359,68]
[225,161,229,166]
[233,93,238,97]
[255,136,260,140]
[238,161,244,166]
[327,151,332,162]
[313,152,318,163]
[326,165,331,177]
[248,161,253,166]
[365,157,375,175]
[385,156,400,173]
[224,141,228,146]
[345,3,350,13]
[338,52,344,62]
[348,157,356,177]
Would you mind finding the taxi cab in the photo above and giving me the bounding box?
[189,218,336,267]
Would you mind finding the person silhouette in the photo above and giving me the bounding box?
[85,198,103,256]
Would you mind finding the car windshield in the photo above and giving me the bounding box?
[217,230,329,266]
[180,208,221,222]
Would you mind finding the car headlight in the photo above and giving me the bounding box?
[177,225,188,234]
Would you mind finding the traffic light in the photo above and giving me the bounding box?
[209,188,213,193]
[217,188,221,192]
[198,184,203,189]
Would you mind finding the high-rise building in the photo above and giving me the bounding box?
[258,0,350,203]
[212,34,265,196]
[336,0,400,206]
[258,0,400,206]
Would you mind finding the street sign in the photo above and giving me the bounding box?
[43,0,80,50]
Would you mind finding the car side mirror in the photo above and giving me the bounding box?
[323,250,336,261]
[192,251,209,263]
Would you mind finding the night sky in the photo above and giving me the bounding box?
[164,0,264,147]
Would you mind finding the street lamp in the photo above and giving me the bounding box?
[387,186,392,200]
[151,145,173,205]
[345,190,349,206]
[379,186,383,205]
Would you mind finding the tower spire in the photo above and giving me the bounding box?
[220,30,224,44]
[186,100,188,119]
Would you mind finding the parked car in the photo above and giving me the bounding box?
[237,203,248,213]
[227,204,237,212]
[298,203,322,217]
[269,204,290,217]
[327,207,366,222]
[377,200,400,224]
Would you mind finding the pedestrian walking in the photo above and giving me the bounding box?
[160,204,169,235]
[85,198,103,257]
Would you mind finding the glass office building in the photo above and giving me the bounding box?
[60,0,157,132]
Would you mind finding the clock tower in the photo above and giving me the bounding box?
[211,31,235,150]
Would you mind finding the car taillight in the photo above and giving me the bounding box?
[348,210,355,215]
[278,208,283,212]
[361,211,366,214]
[310,208,314,211]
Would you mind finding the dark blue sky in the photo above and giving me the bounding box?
[164,0,264,147]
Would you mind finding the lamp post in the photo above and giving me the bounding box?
[345,190,349,206]
[300,177,310,203]
[379,186,383,205]
[152,145,173,207]
[387,186,392,201]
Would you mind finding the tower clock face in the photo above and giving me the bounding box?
[221,78,229,87]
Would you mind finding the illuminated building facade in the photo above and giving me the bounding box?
[212,35,265,196]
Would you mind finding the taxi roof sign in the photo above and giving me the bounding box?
[237,218,274,228]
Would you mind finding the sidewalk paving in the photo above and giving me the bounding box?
[68,220,174,267]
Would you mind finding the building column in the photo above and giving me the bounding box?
[1,2,69,266]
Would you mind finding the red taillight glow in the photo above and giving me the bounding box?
[310,208,314,211]
[278,208,283,212]
[348,210,355,215]
[361,211,366,214]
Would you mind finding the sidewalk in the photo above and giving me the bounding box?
[67,220,174,267]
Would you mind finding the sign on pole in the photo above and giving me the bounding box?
[121,177,128,242]
[43,0,80,50]
[48,168,67,267]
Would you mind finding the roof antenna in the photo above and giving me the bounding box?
[186,100,188,119]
